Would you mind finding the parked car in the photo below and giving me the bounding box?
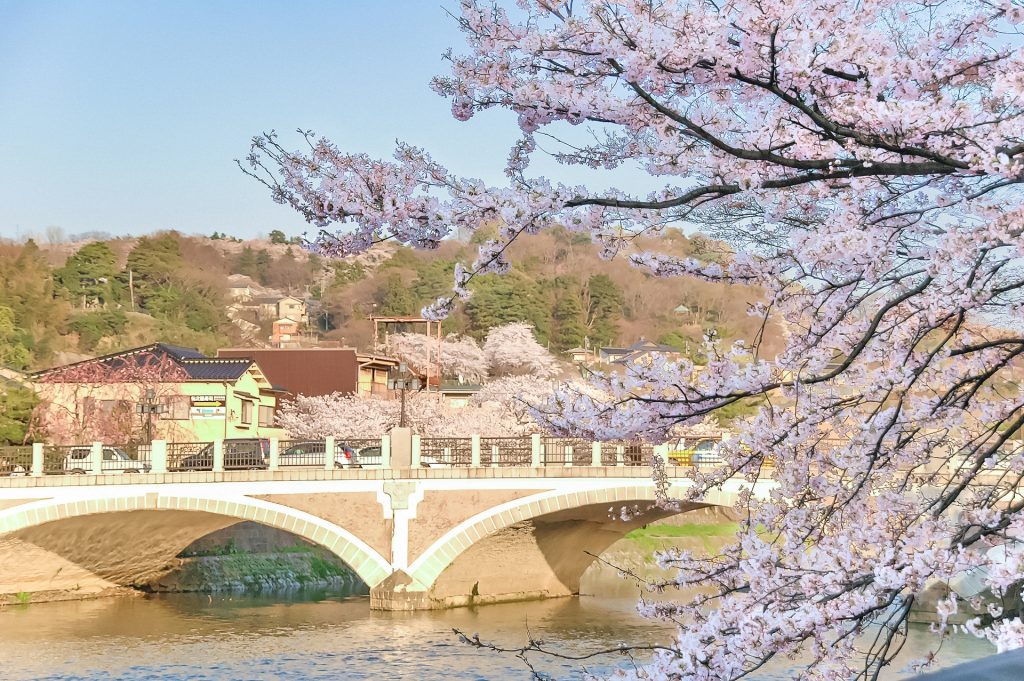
[178,439,270,471]
[279,441,361,468]
[63,446,151,474]
[355,445,382,468]
[691,439,720,465]
[0,457,28,476]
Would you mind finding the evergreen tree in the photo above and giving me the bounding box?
[378,273,416,315]
[254,249,272,285]
[233,246,259,279]
[0,306,31,369]
[583,274,624,346]
[466,273,550,343]
[54,241,120,308]
[551,292,586,351]
[0,240,66,366]
[0,385,37,445]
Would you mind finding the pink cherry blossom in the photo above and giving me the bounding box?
[246,1,1024,677]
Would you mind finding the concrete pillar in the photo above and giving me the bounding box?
[390,428,412,468]
[411,434,421,468]
[150,440,168,474]
[491,443,500,468]
[268,437,280,471]
[471,434,481,467]
[531,434,541,467]
[380,434,391,469]
[616,445,624,467]
[591,442,602,467]
[325,436,336,471]
[212,439,225,473]
[564,445,573,468]
[31,443,43,477]
[654,444,669,465]
[90,441,103,475]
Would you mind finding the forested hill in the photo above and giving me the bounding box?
[0,228,783,371]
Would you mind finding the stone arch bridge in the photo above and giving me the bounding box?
[0,446,772,610]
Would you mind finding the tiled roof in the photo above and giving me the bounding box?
[32,343,254,383]
[155,343,206,360]
[179,358,252,381]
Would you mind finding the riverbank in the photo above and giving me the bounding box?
[149,548,366,594]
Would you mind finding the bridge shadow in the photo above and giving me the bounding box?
[379,480,748,611]
[1,494,392,596]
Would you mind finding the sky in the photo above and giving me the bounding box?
[0,1,647,242]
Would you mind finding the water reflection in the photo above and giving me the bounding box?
[0,581,995,680]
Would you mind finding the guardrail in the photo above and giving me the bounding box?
[0,433,732,478]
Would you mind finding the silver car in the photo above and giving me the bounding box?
[279,441,361,468]
[63,446,151,474]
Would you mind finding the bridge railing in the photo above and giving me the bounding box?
[418,437,474,467]
[480,437,532,466]
[0,445,32,477]
[1,433,715,479]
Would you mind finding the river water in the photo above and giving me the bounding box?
[0,571,996,681]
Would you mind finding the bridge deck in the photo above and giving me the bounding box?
[0,465,697,489]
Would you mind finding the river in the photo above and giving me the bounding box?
[0,572,996,680]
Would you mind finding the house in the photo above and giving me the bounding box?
[226,274,257,302]
[439,379,482,408]
[600,338,680,366]
[564,346,591,364]
[252,295,307,323]
[271,318,300,348]
[278,296,306,324]
[31,343,285,445]
[217,348,400,399]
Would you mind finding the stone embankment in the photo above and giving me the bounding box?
[149,550,365,594]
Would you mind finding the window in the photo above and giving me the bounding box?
[161,395,190,420]
[241,400,253,425]
[256,403,272,426]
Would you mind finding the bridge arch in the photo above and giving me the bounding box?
[0,492,392,589]
[386,483,743,609]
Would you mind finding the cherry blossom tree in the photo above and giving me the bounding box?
[32,353,191,444]
[245,0,1024,677]
[277,391,525,438]
[389,332,489,382]
[472,374,557,429]
[483,322,560,378]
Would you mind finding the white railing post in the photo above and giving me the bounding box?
[212,439,224,473]
[381,434,391,469]
[325,436,336,471]
[471,434,481,467]
[531,434,541,467]
[654,444,669,465]
[616,445,625,467]
[151,440,168,474]
[269,437,280,471]
[90,441,103,475]
[411,435,422,468]
[491,444,500,468]
[564,444,573,467]
[592,442,602,467]
[31,443,43,477]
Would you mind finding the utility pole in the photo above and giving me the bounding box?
[136,388,166,442]
[388,363,421,428]
[128,269,136,311]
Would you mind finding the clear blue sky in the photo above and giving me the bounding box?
[0,1,642,242]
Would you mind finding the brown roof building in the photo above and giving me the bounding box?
[216,348,399,399]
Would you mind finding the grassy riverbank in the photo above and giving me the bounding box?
[623,522,739,558]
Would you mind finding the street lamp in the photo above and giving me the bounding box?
[136,388,167,442]
[387,363,421,428]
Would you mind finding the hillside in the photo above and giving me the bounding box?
[0,228,783,371]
